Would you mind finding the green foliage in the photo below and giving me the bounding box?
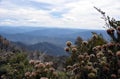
[0,52,31,79]
[65,33,107,66]
[24,60,63,79]
[94,7,120,43]
[75,33,107,53]
[64,7,120,79]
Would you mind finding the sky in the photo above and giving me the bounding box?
[0,0,120,29]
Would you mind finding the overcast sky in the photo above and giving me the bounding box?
[0,0,120,29]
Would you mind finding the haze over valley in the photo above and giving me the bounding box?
[0,26,109,55]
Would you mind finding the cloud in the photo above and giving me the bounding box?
[0,0,120,29]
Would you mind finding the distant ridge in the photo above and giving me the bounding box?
[0,26,109,45]
[14,42,66,56]
[0,26,110,56]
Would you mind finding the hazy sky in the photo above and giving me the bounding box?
[0,0,120,29]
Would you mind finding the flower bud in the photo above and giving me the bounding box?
[64,47,70,52]
[111,74,117,79]
[82,41,88,46]
[72,48,77,53]
[29,60,35,65]
[88,73,96,79]
[116,51,120,57]
[106,28,114,35]
[66,41,72,47]
[25,72,31,77]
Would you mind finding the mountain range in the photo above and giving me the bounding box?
[0,26,110,55]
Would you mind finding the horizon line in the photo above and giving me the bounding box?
[0,26,105,30]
